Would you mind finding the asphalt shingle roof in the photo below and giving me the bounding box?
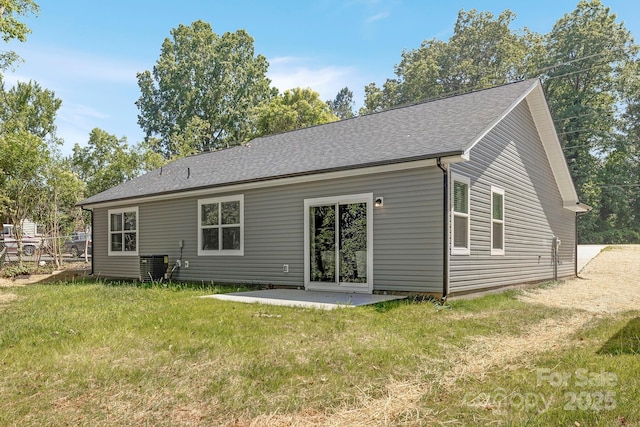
[79,79,538,206]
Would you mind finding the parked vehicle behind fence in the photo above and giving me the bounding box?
[64,231,92,257]
[1,224,42,256]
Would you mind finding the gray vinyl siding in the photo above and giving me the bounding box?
[92,166,443,293]
[449,100,576,292]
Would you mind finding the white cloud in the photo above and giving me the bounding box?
[58,102,109,133]
[8,44,144,86]
[267,56,358,101]
[2,73,28,87]
[3,44,146,154]
[52,103,109,150]
[365,11,390,24]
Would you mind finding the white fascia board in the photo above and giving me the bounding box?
[82,154,466,210]
[462,79,586,214]
[525,83,584,212]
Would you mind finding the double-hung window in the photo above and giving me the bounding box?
[451,176,470,255]
[108,207,138,256]
[198,195,244,256]
[491,187,505,255]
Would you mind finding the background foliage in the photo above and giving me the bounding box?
[358,1,639,243]
[1,0,639,260]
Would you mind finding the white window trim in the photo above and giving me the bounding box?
[451,174,471,255]
[108,206,139,256]
[491,187,505,256]
[198,194,244,256]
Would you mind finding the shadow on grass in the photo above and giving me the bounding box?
[597,317,640,355]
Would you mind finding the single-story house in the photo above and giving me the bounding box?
[78,78,590,298]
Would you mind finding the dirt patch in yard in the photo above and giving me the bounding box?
[0,263,91,288]
[0,292,19,306]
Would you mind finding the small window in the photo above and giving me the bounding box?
[198,195,244,256]
[452,175,470,255]
[491,187,505,255]
[108,207,138,256]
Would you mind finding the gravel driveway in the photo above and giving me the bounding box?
[520,245,640,313]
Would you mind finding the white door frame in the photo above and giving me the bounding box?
[303,193,373,294]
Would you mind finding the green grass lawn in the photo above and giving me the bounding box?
[0,281,637,426]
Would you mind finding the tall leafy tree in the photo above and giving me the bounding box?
[359,2,640,243]
[0,0,39,70]
[136,20,272,159]
[589,57,640,243]
[620,62,640,234]
[327,87,355,119]
[0,78,60,262]
[360,9,534,113]
[254,87,338,137]
[35,151,85,266]
[71,128,159,198]
[539,0,639,242]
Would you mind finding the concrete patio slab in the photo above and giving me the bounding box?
[201,289,406,310]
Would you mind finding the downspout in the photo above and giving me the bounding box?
[574,212,578,277]
[574,210,589,277]
[437,158,449,302]
[81,207,94,275]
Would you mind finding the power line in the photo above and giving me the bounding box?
[532,52,610,75]
[553,111,602,122]
[358,53,628,115]
[562,138,640,150]
[557,128,601,136]
[562,144,594,150]
[543,61,615,81]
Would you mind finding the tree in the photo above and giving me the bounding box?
[359,80,403,115]
[0,78,60,263]
[327,87,355,119]
[358,2,640,243]
[254,87,338,137]
[0,0,39,70]
[538,0,639,242]
[620,62,640,235]
[34,151,85,267]
[587,57,640,243]
[0,130,48,260]
[71,128,158,198]
[360,9,533,113]
[136,20,272,159]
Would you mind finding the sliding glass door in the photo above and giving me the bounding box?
[305,194,373,293]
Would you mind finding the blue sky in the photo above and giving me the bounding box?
[4,0,640,155]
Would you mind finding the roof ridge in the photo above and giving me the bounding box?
[182,79,539,151]
[360,78,538,118]
[79,78,540,207]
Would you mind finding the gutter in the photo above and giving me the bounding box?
[81,207,94,276]
[77,151,466,209]
[437,158,450,301]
